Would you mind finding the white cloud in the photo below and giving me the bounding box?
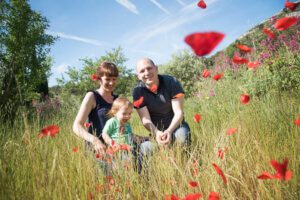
[115,0,139,15]
[47,31,104,46]
[149,0,171,15]
[176,0,186,6]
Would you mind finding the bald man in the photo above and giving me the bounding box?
[132,58,191,147]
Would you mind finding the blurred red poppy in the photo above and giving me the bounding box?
[72,146,79,153]
[294,116,300,126]
[120,144,131,151]
[247,61,260,69]
[193,114,201,123]
[258,171,274,180]
[184,193,202,200]
[189,181,198,188]
[226,128,237,135]
[274,17,298,31]
[184,32,225,56]
[271,159,293,181]
[217,149,224,159]
[197,0,206,9]
[232,55,249,64]
[262,28,276,39]
[240,94,250,104]
[133,96,144,108]
[212,163,227,184]
[236,44,252,53]
[39,125,59,138]
[208,191,219,200]
[165,194,180,200]
[91,74,98,81]
[150,84,158,93]
[84,122,92,128]
[285,1,299,11]
[173,93,185,99]
[213,73,223,81]
[202,69,210,78]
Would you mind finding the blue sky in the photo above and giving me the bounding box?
[29,0,283,86]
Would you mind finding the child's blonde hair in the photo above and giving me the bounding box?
[107,97,133,118]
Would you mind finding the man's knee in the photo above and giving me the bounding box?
[174,126,190,144]
[139,141,153,155]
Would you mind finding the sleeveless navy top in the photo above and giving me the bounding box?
[87,91,118,139]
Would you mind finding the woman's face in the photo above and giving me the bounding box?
[99,75,117,92]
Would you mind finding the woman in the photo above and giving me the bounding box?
[73,61,119,154]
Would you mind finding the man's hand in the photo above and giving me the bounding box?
[93,137,106,154]
[155,130,167,145]
[162,130,172,145]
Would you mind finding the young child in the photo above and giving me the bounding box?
[102,97,134,148]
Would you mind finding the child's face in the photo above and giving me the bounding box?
[115,106,133,125]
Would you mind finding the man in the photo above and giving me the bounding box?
[133,58,190,146]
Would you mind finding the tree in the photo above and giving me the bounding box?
[0,0,55,123]
[57,47,136,99]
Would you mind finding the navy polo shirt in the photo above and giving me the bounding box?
[132,75,184,131]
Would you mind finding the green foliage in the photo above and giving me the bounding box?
[160,50,205,97]
[57,47,137,101]
[0,0,55,123]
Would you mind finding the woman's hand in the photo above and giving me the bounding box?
[93,137,106,154]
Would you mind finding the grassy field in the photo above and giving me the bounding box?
[1,77,299,200]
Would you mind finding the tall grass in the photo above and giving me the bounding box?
[1,76,299,200]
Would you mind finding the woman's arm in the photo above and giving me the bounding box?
[72,92,106,152]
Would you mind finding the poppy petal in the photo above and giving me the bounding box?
[258,171,274,180]
[193,114,201,123]
[133,96,144,108]
[91,74,98,81]
[285,1,299,11]
[232,55,249,64]
[247,61,260,69]
[212,163,227,184]
[202,69,210,78]
[274,17,298,31]
[226,128,237,135]
[197,0,206,9]
[208,191,220,200]
[294,116,300,126]
[184,32,225,56]
[263,28,276,39]
[184,193,202,200]
[165,194,180,200]
[213,73,223,81]
[236,44,252,53]
[189,181,199,188]
[240,94,250,104]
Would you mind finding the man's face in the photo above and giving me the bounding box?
[136,60,158,86]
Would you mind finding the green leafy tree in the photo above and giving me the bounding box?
[57,47,136,100]
[0,0,55,123]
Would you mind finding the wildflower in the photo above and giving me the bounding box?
[184,193,202,200]
[258,159,293,181]
[212,163,227,184]
[202,69,210,78]
[91,74,98,81]
[197,0,206,9]
[189,181,199,188]
[212,73,223,81]
[133,96,144,108]
[72,146,79,153]
[165,194,180,200]
[262,28,276,39]
[294,116,300,126]
[184,32,225,56]
[274,17,298,31]
[240,94,250,104]
[38,125,59,138]
[226,128,237,135]
[236,44,252,53]
[208,191,219,200]
[193,114,201,123]
[232,55,249,64]
[285,1,299,11]
[247,61,260,69]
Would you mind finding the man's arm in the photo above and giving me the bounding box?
[136,106,165,145]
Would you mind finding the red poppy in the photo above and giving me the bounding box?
[95,153,102,159]
[232,55,249,65]
[173,93,185,99]
[120,144,131,151]
[184,32,225,56]
[274,17,298,31]
[271,159,293,181]
[212,163,227,184]
[72,146,79,153]
[193,114,201,123]
[208,191,219,200]
[236,44,252,53]
[202,69,210,78]
[226,128,237,135]
[91,74,98,81]
[257,171,274,180]
[87,191,94,200]
[133,96,144,108]
[95,184,103,193]
[84,122,92,128]
[247,61,260,69]
[217,149,224,159]
[240,94,250,104]
[197,0,206,9]
[285,1,299,11]
[111,139,115,146]
[189,181,198,188]
[39,125,59,138]
[262,28,276,39]
[294,116,300,126]
[212,73,223,81]
[165,194,180,200]
[184,193,202,200]
[150,84,158,93]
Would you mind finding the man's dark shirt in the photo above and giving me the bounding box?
[132,75,184,131]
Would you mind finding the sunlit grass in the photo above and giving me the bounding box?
[1,79,300,199]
